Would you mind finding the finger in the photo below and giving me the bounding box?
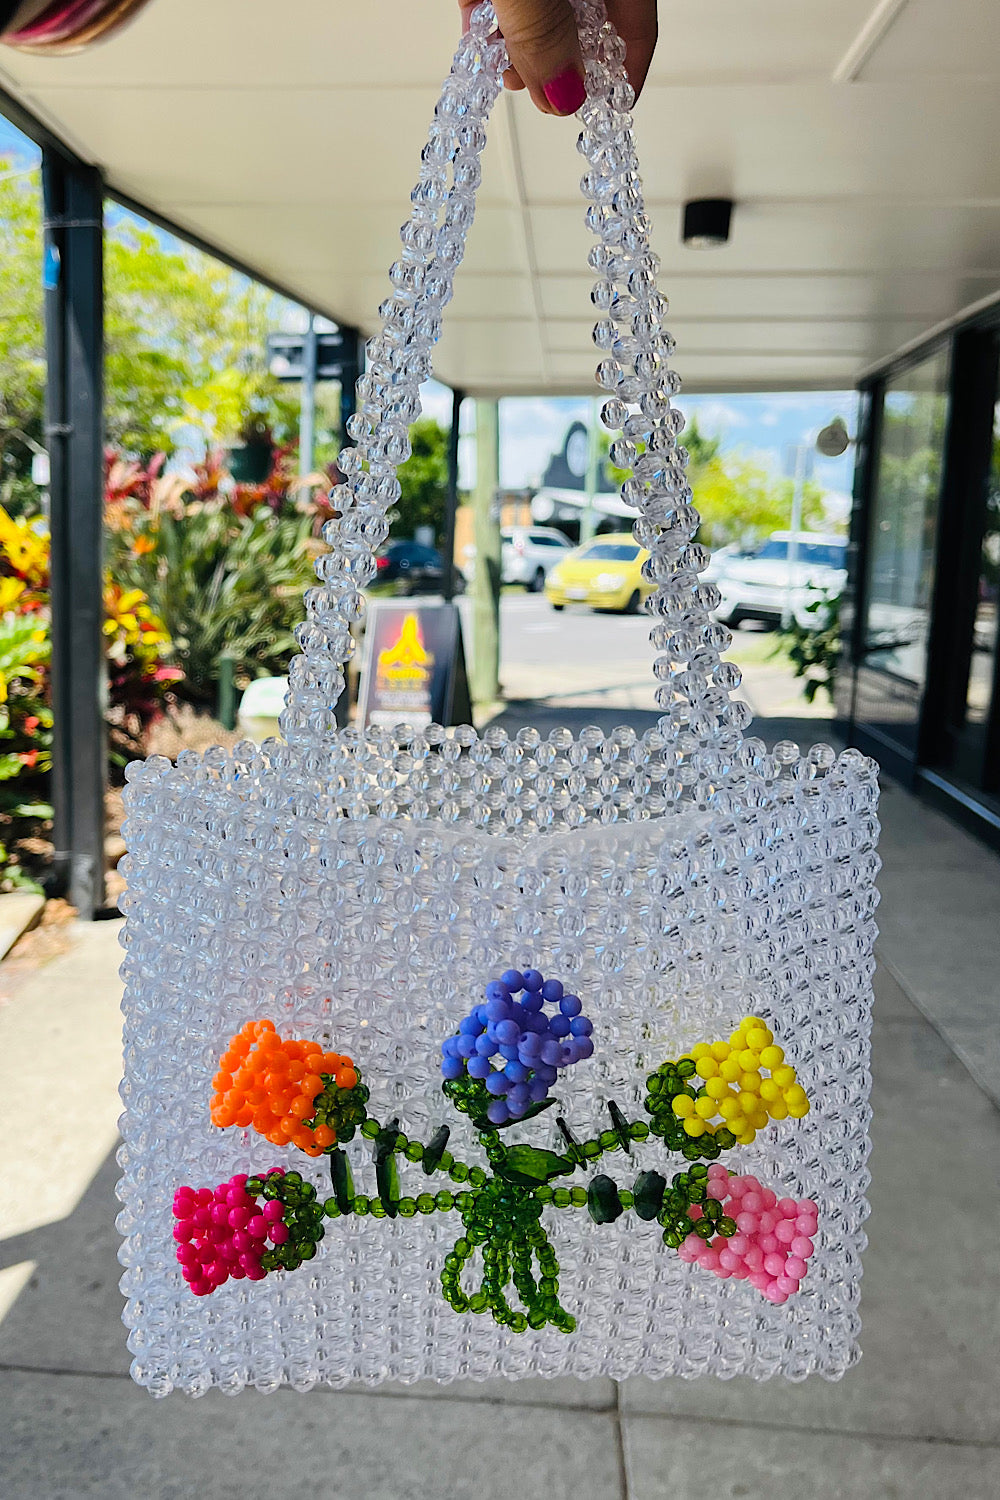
[492,0,586,115]
[460,4,528,97]
[606,0,658,101]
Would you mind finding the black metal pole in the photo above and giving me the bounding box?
[337,327,362,447]
[442,386,464,602]
[42,151,106,918]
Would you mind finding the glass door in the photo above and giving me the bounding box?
[932,336,1000,801]
[947,391,1000,791]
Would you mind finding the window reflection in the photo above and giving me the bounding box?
[965,396,1000,731]
[863,348,950,687]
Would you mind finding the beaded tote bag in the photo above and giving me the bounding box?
[117,0,879,1396]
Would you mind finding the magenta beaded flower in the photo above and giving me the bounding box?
[172,1168,324,1296]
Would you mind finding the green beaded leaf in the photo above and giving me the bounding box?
[498,1145,574,1188]
[329,1147,354,1215]
[607,1100,633,1155]
[421,1123,451,1175]
[587,1173,624,1225]
[633,1170,667,1221]
[373,1117,401,1166]
[375,1155,400,1217]
[555,1115,582,1160]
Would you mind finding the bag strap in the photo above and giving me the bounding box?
[282,0,749,752]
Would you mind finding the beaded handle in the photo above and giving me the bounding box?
[281,0,748,751]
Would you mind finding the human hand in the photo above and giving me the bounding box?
[459,0,658,116]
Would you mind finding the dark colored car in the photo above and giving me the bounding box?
[375,540,465,596]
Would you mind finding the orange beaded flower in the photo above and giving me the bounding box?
[210,1019,360,1157]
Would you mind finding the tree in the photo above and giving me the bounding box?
[0,159,319,493]
[394,417,450,541]
[0,163,44,514]
[105,212,305,455]
[681,414,722,470]
[692,455,826,549]
[604,412,720,491]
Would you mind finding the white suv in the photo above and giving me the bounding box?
[707,531,847,629]
[501,527,573,591]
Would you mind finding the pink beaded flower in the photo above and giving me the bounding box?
[172,1168,321,1296]
[678,1163,818,1304]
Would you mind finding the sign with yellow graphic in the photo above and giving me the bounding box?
[358,601,471,728]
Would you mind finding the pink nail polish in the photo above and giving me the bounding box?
[543,68,586,116]
[461,11,470,35]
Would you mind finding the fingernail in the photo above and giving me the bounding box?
[461,12,470,34]
[543,67,586,116]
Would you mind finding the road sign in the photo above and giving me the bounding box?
[266,329,353,382]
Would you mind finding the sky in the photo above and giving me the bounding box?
[420,383,860,514]
[2,110,857,509]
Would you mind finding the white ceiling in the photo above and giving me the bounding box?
[1,0,998,394]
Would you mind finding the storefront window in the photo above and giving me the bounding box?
[862,348,950,697]
[965,396,1000,732]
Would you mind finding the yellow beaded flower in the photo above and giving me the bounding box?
[670,1016,810,1147]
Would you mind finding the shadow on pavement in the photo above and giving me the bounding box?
[0,1145,128,1377]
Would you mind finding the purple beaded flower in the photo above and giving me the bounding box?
[441,968,595,1125]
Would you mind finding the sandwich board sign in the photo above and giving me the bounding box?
[357,600,472,729]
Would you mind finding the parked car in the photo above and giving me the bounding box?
[501,526,573,591]
[544,533,653,614]
[706,531,847,629]
[374,540,465,596]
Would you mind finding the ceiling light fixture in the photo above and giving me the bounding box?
[682,198,733,249]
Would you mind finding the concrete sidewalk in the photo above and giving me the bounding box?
[1,771,998,1497]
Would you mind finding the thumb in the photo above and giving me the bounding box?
[492,0,586,115]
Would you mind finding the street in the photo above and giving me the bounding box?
[460,592,833,731]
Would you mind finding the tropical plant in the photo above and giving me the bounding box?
[779,589,842,704]
[103,583,184,763]
[0,609,53,891]
[118,500,319,706]
[0,500,181,887]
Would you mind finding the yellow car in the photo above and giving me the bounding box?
[544,533,653,614]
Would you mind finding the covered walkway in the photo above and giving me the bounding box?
[1,676,997,1496]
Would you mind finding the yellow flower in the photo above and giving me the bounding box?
[664,1015,811,1147]
[0,578,26,613]
[0,505,49,586]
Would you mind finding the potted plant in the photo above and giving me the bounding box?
[228,412,275,484]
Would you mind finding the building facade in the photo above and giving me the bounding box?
[840,295,1000,848]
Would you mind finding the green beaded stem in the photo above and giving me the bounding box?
[302,1089,743,1335]
[643,1062,738,1161]
[442,1180,576,1334]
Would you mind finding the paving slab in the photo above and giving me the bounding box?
[622,1411,999,1500]
[0,1370,625,1500]
[620,968,1000,1445]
